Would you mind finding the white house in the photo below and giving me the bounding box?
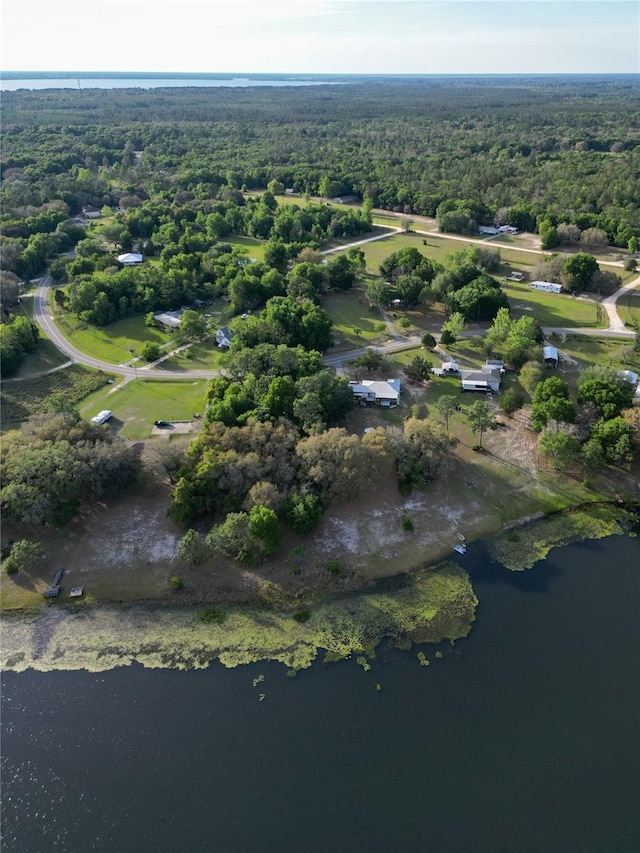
[215,326,234,348]
[543,345,559,367]
[530,280,562,294]
[461,369,501,393]
[349,379,401,407]
[82,205,101,219]
[154,310,183,329]
[117,252,144,266]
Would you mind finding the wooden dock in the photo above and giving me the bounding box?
[43,568,64,597]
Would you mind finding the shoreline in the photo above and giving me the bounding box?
[1,504,635,674]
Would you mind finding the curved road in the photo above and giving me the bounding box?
[33,275,221,380]
[29,242,640,383]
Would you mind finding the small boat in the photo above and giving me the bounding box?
[457,533,466,542]
[453,544,467,555]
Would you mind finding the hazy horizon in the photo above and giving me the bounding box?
[2,1,638,76]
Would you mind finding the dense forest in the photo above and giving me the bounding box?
[2,77,639,245]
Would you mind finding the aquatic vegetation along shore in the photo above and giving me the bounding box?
[490,505,630,571]
[1,562,477,673]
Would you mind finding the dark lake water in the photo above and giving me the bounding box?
[2,534,639,853]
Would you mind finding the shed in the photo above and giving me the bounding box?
[82,205,101,219]
[543,345,559,367]
[441,361,460,374]
[479,226,499,236]
[117,252,143,266]
[461,369,501,393]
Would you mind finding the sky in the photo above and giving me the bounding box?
[1,0,638,75]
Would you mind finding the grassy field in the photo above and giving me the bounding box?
[617,288,640,328]
[80,377,209,439]
[323,287,389,351]
[1,365,114,432]
[333,230,543,274]
[225,235,266,261]
[53,309,173,364]
[157,338,226,371]
[502,281,605,328]
[548,335,640,382]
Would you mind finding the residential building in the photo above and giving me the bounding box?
[530,280,562,294]
[349,378,401,407]
[461,369,501,392]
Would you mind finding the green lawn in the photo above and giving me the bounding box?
[502,281,605,328]
[323,287,389,351]
[157,338,226,371]
[617,288,640,328]
[549,335,640,379]
[54,309,174,364]
[600,263,637,285]
[225,235,266,261]
[80,378,209,439]
[333,230,545,275]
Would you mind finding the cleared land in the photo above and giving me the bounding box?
[323,287,389,351]
[503,281,604,328]
[53,309,173,364]
[1,365,114,432]
[80,377,209,440]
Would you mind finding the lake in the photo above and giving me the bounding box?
[0,75,343,92]
[1,534,638,852]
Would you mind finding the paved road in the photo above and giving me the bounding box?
[27,238,640,385]
[32,275,220,380]
[601,272,640,332]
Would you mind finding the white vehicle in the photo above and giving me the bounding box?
[91,410,112,425]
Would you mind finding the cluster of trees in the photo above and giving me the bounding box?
[227,295,333,353]
[168,414,455,562]
[485,308,542,368]
[206,343,353,432]
[530,368,637,471]
[0,314,39,377]
[3,79,638,247]
[1,413,140,525]
[531,252,620,295]
[367,246,509,322]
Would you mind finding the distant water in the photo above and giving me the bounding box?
[2,534,639,853]
[0,75,342,92]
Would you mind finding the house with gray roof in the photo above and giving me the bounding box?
[349,379,401,407]
[461,369,501,393]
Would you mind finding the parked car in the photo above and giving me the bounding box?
[154,420,171,428]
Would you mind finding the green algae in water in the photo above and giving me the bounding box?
[491,506,626,572]
[0,562,477,673]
